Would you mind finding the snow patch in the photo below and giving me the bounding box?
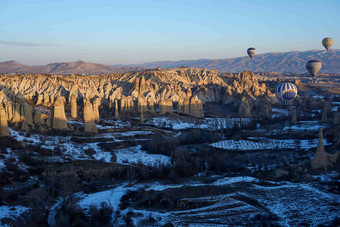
[115,145,171,167]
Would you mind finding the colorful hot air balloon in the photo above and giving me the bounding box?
[247,48,256,59]
[306,60,322,78]
[275,82,298,105]
[322,37,333,51]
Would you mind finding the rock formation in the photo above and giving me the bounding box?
[321,104,328,123]
[83,99,98,133]
[21,103,33,125]
[189,96,204,118]
[121,96,135,113]
[93,97,101,122]
[159,99,173,115]
[148,99,155,113]
[114,99,120,119]
[33,109,44,125]
[52,96,68,130]
[238,96,252,117]
[311,128,338,171]
[70,95,77,119]
[0,104,10,136]
[138,94,147,113]
[140,106,144,123]
[183,97,190,115]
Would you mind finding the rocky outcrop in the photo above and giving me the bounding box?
[33,109,44,125]
[183,97,190,115]
[52,96,68,130]
[238,96,252,117]
[70,95,77,119]
[138,94,147,113]
[121,96,135,113]
[0,104,10,136]
[189,96,204,118]
[148,99,155,113]
[93,97,101,122]
[114,99,120,119]
[83,99,98,133]
[159,99,173,115]
[21,103,33,125]
[311,128,338,171]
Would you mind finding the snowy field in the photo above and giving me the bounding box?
[75,175,340,226]
[68,119,131,129]
[115,145,172,167]
[283,121,329,132]
[9,128,169,167]
[272,108,289,118]
[148,117,250,130]
[0,206,29,226]
[210,138,328,151]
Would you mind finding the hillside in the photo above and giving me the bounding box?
[1,49,339,75]
[139,49,340,73]
[0,60,145,75]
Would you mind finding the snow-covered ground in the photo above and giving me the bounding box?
[283,121,329,131]
[68,119,131,129]
[210,138,328,151]
[148,117,250,130]
[272,108,289,118]
[0,159,5,171]
[76,175,340,226]
[9,128,156,165]
[115,145,172,167]
[0,206,29,226]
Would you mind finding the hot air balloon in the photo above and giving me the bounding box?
[322,37,333,51]
[275,82,298,105]
[306,60,322,78]
[247,48,256,59]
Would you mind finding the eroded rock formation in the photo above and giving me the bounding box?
[0,104,10,136]
[311,128,338,171]
[159,99,173,115]
[52,96,68,130]
[83,99,98,133]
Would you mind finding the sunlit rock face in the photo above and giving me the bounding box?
[93,97,101,122]
[0,68,277,130]
[70,95,78,119]
[83,99,98,133]
[52,96,68,130]
[0,104,10,136]
[137,94,147,113]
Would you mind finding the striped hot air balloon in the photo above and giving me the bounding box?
[275,82,298,105]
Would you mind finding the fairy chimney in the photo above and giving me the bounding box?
[0,104,10,136]
[84,99,98,133]
[52,96,68,130]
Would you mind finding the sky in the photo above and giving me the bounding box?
[0,0,339,65]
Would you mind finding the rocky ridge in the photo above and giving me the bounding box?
[0,67,273,133]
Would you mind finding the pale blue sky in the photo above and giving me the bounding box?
[0,0,339,65]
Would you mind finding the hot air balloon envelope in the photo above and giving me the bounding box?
[247,48,256,59]
[306,60,322,78]
[322,37,333,51]
[275,82,298,105]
